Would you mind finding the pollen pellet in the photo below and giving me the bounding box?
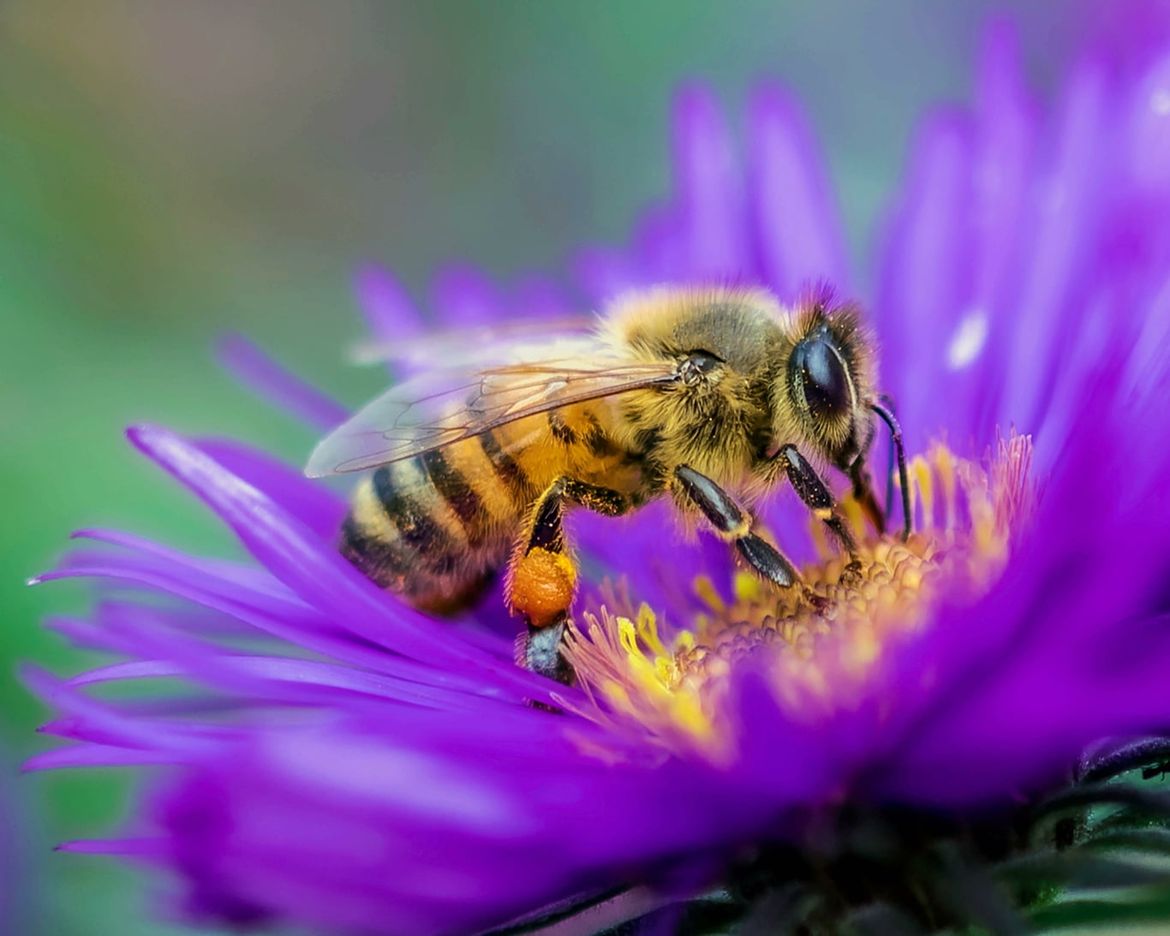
[508,547,577,629]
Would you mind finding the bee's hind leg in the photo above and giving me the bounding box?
[507,477,630,684]
[672,465,804,592]
[519,619,572,686]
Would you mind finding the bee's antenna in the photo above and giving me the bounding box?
[869,400,911,541]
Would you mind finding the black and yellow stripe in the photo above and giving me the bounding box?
[477,429,533,500]
[420,448,485,543]
[339,405,643,616]
[340,423,546,613]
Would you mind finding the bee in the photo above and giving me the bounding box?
[306,286,909,683]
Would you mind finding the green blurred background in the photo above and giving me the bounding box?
[0,2,1081,932]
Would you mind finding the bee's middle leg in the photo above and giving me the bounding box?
[506,477,629,683]
[672,465,803,590]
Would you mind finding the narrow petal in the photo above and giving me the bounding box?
[748,83,850,299]
[430,264,505,329]
[215,334,347,431]
[39,556,405,674]
[671,83,750,280]
[25,746,179,771]
[57,839,165,857]
[633,204,686,282]
[23,667,219,755]
[352,263,428,345]
[872,108,975,452]
[999,59,1108,433]
[44,553,519,700]
[571,245,641,306]
[194,438,347,540]
[953,19,1037,443]
[510,273,575,318]
[125,424,547,700]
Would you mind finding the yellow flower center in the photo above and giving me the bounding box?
[563,435,1035,757]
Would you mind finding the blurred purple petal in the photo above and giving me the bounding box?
[572,245,642,306]
[873,108,976,453]
[672,83,750,280]
[747,83,850,299]
[430,264,505,328]
[999,60,1108,433]
[215,334,347,431]
[353,263,428,346]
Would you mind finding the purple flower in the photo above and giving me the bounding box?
[29,16,1170,936]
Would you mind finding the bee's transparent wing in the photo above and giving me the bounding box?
[305,344,677,476]
[348,316,597,368]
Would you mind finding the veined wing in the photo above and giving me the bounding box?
[306,347,677,477]
[348,316,597,368]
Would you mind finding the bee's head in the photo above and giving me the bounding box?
[778,293,877,468]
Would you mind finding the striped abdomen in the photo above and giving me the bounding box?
[340,429,538,613]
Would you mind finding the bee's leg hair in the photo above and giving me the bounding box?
[776,444,859,560]
[672,464,801,590]
[508,477,630,684]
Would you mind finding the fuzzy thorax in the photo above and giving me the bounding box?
[564,435,1035,755]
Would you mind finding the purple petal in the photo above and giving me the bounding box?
[671,83,750,280]
[998,59,1108,433]
[148,717,795,936]
[430,265,505,329]
[353,263,428,346]
[633,204,686,282]
[57,839,165,856]
[747,83,850,299]
[45,549,521,700]
[1124,51,1170,191]
[24,667,219,755]
[509,274,574,319]
[194,438,346,540]
[952,19,1037,443]
[26,746,179,771]
[872,108,975,453]
[125,424,542,697]
[215,335,347,431]
[877,379,1170,801]
[41,550,411,674]
[571,245,642,306]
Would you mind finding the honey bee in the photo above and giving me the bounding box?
[306,286,909,682]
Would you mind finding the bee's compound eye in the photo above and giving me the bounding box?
[792,338,851,418]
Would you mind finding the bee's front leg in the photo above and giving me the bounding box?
[506,477,629,684]
[672,465,803,591]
